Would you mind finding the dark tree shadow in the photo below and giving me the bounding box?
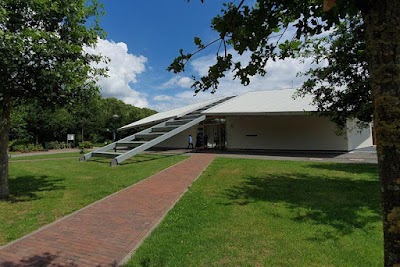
[3,175,65,203]
[195,149,345,159]
[0,252,119,266]
[1,252,59,267]
[120,154,176,166]
[222,169,381,241]
[306,162,378,175]
[88,153,181,166]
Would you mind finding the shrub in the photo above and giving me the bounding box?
[48,141,61,150]
[11,143,44,153]
[9,139,30,151]
[48,141,71,149]
[79,141,93,149]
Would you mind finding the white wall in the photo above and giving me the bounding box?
[154,125,199,148]
[346,120,373,150]
[225,115,349,151]
[152,115,372,151]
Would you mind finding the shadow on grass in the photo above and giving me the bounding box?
[3,175,65,203]
[0,252,118,266]
[307,162,378,175]
[88,153,182,166]
[222,168,381,240]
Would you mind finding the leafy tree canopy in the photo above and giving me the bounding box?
[169,0,371,129]
[0,0,106,199]
[0,0,106,105]
[9,97,157,145]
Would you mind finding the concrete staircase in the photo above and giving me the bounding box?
[80,97,232,166]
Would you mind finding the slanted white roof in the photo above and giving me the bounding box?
[119,97,226,131]
[203,89,316,115]
[120,89,316,131]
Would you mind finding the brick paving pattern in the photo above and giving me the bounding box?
[0,154,215,267]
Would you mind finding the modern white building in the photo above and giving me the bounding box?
[119,89,373,152]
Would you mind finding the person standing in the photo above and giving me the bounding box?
[187,134,194,149]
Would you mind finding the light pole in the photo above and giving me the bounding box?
[112,114,119,142]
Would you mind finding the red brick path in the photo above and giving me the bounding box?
[0,154,215,267]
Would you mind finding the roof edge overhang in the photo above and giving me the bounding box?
[118,118,172,131]
[202,111,316,116]
[118,96,229,131]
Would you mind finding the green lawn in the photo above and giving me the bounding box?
[127,157,382,267]
[10,152,83,161]
[0,153,187,245]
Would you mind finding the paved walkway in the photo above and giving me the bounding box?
[146,147,378,164]
[0,154,215,267]
[202,149,378,164]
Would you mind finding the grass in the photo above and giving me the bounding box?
[9,152,82,161]
[127,157,382,267]
[0,153,187,245]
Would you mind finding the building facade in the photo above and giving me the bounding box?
[120,90,373,152]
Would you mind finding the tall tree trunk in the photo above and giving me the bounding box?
[364,0,400,265]
[0,94,11,199]
[81,126,84,142]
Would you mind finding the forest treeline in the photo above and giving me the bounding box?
[9,96,156,151]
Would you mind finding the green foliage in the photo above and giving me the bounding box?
[11,143,44,153]
[0,0,106,105]
[48,141,69,150]
[9,105,30,141]
[296,15,372,128]
[78,141,93,149]
[194,37,205,49]
[0,0,106,199]
[8,97,157,145]
[169,1,372,128]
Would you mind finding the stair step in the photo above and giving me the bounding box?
[92,151,122,158]
[152,126,179,132]
[81,97,233,165]
[166,119,192,126]
[180,114,201,119]
[116,141,147,147]
[135,132,167,139]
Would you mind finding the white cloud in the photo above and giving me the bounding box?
[85,39,149,107]
[189,50,312,97]
[153,95,174,101]
[150,50,321,111]
[160,76,193,89]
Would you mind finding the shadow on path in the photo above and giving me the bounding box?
[1,253,59,267]
[1,252,119,267]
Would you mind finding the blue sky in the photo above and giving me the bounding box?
[92,1,312,111]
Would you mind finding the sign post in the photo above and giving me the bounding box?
[67,134,75,148]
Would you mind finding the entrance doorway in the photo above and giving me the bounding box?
[202,118,226,149]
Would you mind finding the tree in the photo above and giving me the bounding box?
[68,89,102,143]
[7,96,157,147]
[9,104,30,142]
[169,0,400,265]
[21,102,75,144]
[0,0,105,198]
[99,98,157,140]
[297,14,372,129]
